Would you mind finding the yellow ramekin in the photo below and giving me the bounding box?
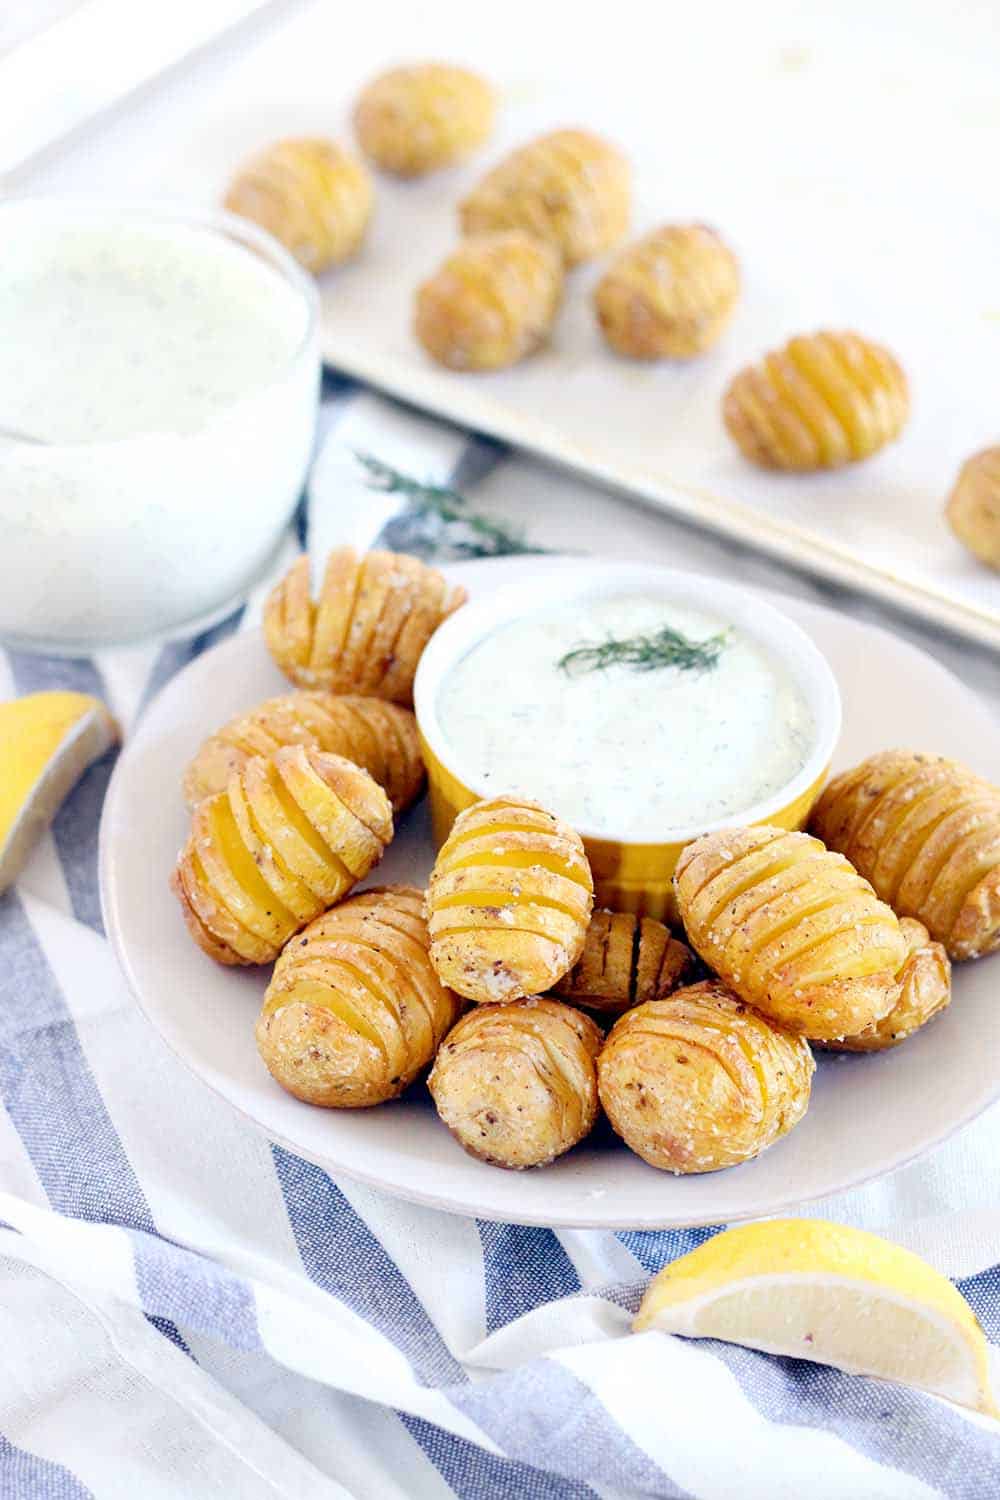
[413,561,841,922]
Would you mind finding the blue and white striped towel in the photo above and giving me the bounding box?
[3,376,1000,1500]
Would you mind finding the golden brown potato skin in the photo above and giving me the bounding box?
[354,63,494,177]
[809,750,1000,960]
[170,746,393,965]
[551,908,695,1017]
[263,548,466,705]
[594,224,740,360]
[825,918,951,1052]
[427,796,594,1003]
[223,138,372,272]
[428,997,601,1168]
[460,129,630,266]
[256,885,461,1107]
[722,330,909,470]
[414,232,563,372]
[598,980,814,1173]
[674,826,907,1041]
[945,447,1000,570]
[183,691,424,813]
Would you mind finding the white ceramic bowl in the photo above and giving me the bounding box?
[414,561,842,917]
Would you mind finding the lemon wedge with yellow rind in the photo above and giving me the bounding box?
[635,1218,997,1417]
[0,691,119,893]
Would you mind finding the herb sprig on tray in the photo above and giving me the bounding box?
[356,452,550,560]
[558,623,730,677]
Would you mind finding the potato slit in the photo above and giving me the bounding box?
[430,888,584,921]
[207,797,297,928]
[278,980,389,1061]
[443,847,590,885]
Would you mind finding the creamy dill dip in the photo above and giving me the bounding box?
[0,201,317,648]
[437,594,816,838]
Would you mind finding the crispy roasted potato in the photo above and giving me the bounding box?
[263,547,466,704]
[224,137,372,272]
[946,447,1000,570]
[824,918,951,1052]
[427,795,594,1002]
[183,691,424,813]
[809,750,1000,960]
[594,223,740,360]
[170,745,392,965]
[598,979,814,1173]
[460,128,630,266]
[256,886,461,1106]
[722,330,909,470]
[428,997,601,1168]
[415,232,563,372]
[674,826,907,1041]
[354,62,494,177]
[551,908,696,1017]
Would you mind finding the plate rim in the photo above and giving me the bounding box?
[99,557,1000,1228]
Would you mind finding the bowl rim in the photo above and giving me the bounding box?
[413,558,842,847]
[0,194,319,451]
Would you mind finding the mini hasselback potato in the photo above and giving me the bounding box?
[414,232,563,372]
[825,918,951,1053]
[171,745,392,965]
[552,908,696,1017]
[598,980,814,1174]
[460,128,631,266]
[256,886,462,1107]
[263,547,466,704]
[809,750,1000,960]
[674,826,907,1041]
[722,330,909,471]
[223,138,373,273]
[353,63,494,177]
[183,691,424,813]
[427,796,594,1003]
[594,224,740,360]
[428,998,602,1168]
[945,446,1000,570]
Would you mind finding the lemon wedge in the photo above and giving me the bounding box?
[0,691,119,892]
[635,1218,997,1416]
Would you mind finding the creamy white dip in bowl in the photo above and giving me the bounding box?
[0,198,319,652]
[414,562,841,919]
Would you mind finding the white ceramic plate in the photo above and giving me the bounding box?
[101,556,1000,1228]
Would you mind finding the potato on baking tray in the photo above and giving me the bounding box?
[354,62,494,177]
[224,137,372,273]
[594,223,740,360]
[414,231,563,372]
[460,128,630,266]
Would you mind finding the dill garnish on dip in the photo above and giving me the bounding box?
[558,622,730,677]
[437,593,815,838]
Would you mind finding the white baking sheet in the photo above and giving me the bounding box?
[153,0,1000,647]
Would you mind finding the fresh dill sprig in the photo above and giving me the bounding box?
[558,624,731,677]
[355,451,549,559]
